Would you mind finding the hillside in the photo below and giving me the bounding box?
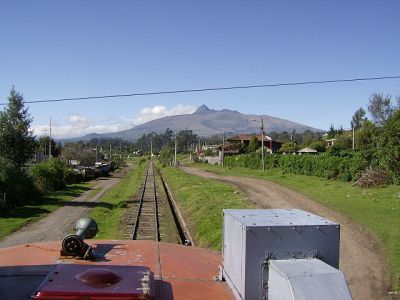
[66,105,321,141]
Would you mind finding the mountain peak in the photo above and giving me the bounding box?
[193,105,211,114]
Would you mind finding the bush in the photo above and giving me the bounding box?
[31,158,82,193]
[224,151,369,182]
[377,110,400,184]
[0,157,39,207]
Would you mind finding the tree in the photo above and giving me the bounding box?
[279,141,297,153]
[355,120,377,150]
[159,145,172,167]
[368,93,395,125]
[351,107,367,129]
[247,136,258,153]
[36,136,61,157]
[176,130,198,153]
[327,124,336,139]
[303,130,315,145]
[308,140,326,152]
[0,88,36,168]
[163,128,174,148]
[377,110,400,184]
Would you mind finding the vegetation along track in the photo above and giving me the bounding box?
[123,161,190,244]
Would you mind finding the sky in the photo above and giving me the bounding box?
[1,0,399,138]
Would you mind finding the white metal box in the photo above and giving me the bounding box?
[268,259,352,300]
[222,209,340,300]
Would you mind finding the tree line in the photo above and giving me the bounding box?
[225,93,400,184]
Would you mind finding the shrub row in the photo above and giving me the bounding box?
[224,151,370,182]
[31,158,84,194]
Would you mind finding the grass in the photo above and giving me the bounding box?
[190,162,400,291]
[87,186,102,199]
[160,165,253,250]
[89,158,147,239]
[0,182,94,240]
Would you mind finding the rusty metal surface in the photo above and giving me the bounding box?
[0,240,234,300]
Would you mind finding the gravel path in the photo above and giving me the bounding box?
[0,166,133,249]
[181,166,392,300]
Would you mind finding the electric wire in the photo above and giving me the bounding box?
[1,75,399,105]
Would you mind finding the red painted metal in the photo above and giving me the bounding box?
[0,240,234,300]
[32,264,154,299]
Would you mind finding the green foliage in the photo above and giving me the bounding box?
[204,148,214,156]
[0,88,35,168]
[308,140,326,152]
[0,156,39,207]
[224,152,368,182]
[355,120,377,150]
[36,136,61,157]
[368,93,396,125]
[280,141,297,153]
[247,136,259,153]
[159,145,172,167]
[377,110,400,184]
[351,107,367,129]
[224,153,262,169]
[31,158,82,193]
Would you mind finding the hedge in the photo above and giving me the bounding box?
[224,151,370,182]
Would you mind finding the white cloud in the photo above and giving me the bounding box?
[68,115,90,127]
[30,104,197,139]
[133,104,196,125]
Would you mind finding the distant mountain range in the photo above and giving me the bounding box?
[64,105,321,142]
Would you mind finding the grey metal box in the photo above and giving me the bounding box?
[268,259,352,300]
[222,209,340,300]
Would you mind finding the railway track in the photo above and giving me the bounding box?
[129,161,189,244]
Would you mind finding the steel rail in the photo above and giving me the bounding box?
[132,161,150,240]
[153,165,160,242]
[159,174,189,245]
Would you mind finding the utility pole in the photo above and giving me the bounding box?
[48,118,52,159]
[174,133,177,166]
[252,118,265,171]
[352,126,355,150]
[150,137,153,157]
[222,131,225,167]
[261,119,265,172]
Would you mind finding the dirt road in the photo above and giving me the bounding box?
[0,166,133,249]
[181,166,392,300]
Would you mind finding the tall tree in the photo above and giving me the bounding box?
[355,120,377,150]
[351,107,367,129]
[327,124,336,139]
[0,88,35,168]
[247,135,258,153]
[377,110,400,184]
[368,93,395,125]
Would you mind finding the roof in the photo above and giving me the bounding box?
[223,209,337,227]
[297,147,318,153]
[0,240,234,300]
[227,134,273,142]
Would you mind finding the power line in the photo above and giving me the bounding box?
[1,75,399,106]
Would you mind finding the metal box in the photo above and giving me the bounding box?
[222,209,340,300]
[268,259,352,300]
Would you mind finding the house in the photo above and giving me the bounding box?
[325,138,337,147]
[227,134,282,153]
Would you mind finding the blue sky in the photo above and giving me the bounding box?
[1,1,399,138]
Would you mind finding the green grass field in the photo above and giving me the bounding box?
[160,166,253,250]
[0,182,94,240]
[89,158,147,239]
[190,162,400,291]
